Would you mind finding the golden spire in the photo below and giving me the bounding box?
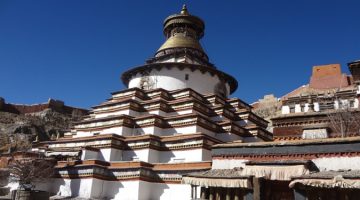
[180,4,189,15]
[156,4,206,57]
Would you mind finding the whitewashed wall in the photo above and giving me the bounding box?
[312,156,360,171]
[355,98,359,108]
[159,149,211,163]
[145,182,192,200]
[105,180,192,200]
[74,120,220,138]
[109,148,123,161]
[202,149,212,161]
[162,125,215,137]
[148,149,160,163]
[100,148,122,162]
[81,149,99,160]
[75,124,218,138]
[212,156,360,172]
[51,179,94,198]
[168,109,194,116]
[42,178,192,200]
[148,110,168,116]
[103,180,140,200]
[212,159,248,169]
[128,67,230,96]
[121,148,210,163]
[282,106,290,114]
[95,109,139,118]
[75,126,132,137]
[123,149,150,162]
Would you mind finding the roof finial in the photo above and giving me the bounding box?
[181,4,189,15]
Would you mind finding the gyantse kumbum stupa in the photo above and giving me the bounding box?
[33,5,272,199]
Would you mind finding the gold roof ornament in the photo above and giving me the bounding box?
[180,4,189,15]
[156,5,206,56]
[158,34,204,52]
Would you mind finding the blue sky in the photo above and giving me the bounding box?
[0,0,359,108]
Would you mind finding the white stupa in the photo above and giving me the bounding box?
[31,5,272,200]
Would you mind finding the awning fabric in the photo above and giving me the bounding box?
[239,165,309,181]
[182,177,252,188]
[182,165,309,188]
[289,175,360,189]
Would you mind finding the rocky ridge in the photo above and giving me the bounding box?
[0,98,88,153]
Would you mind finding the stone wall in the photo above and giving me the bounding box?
[0,98,87,116]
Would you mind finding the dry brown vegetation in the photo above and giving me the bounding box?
[327,108,360,137]
[8,158,55,190]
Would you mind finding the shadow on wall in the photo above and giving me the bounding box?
[97,152,105,161]
[70,178,80,197]
[54,171,81,197]
[122,149,177,163]
[103,181,124,199]
[148,182,170,200]
[159,151,176,163]
[122,150,138,161]
[34,179,65,195]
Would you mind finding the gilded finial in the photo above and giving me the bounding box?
[181,4,189,15]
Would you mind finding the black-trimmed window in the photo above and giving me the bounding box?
[290,105,295,113]
[300,104,305,112]
[350,100,355,108]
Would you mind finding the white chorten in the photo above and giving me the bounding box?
[29,5,272,200]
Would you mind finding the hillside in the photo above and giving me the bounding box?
[0,98,88,153]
